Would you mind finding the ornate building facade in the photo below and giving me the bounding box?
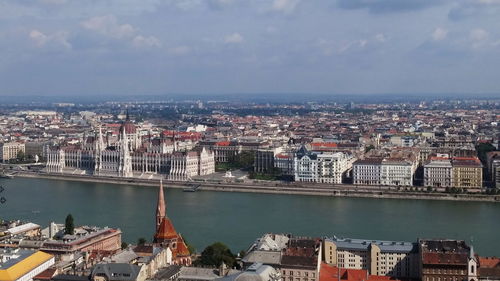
[45,120,215,181]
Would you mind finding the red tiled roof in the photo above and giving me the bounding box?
[154,218,178,240]
[275,154,292,159]
[422,252,468,265]
[34,268,57,280]
[479,257,500,268]
[311,142,338,148]
[320,263,396,281]
[175,236,191,257]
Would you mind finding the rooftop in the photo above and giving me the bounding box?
[325,237,416,253]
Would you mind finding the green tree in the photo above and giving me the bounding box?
[237,151,255,169]
[196,242,236,268]
[137,238,147,245]
[365,145,375,153]
[476,143,496,164]
[16,150,25,162]
[64,214,74,235]
[121,242,129,249]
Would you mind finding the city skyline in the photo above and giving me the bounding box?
[0,0,500,96]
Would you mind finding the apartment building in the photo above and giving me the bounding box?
[452,157,483,188]
[0,142,25,162]
[242,234,321,281]
[294,147,353,184]
[486,152,500,188]
[323,237,419,280]
[274,152,295,176]
[380,158,416,186]
[352,158,383,186]
[423,154,453,188]
[419,239,478,281]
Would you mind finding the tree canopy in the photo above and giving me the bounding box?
[64,214,74,235]
[196,242,237,268]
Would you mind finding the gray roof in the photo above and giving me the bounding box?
[0,249,37,269]
[242,251,281,266]
[153,265,181,280]
[325,237,417,253]
[105,249,139,264]
[91,263,141,281]
[178,267,219,281]
[216,264,279,281]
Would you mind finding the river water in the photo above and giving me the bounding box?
[1,177,499,255]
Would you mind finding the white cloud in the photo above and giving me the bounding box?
[470,28,489,41]
[81,15,136,39]
[29,30,48,47]
[375,33,387,42]
[224,32,244,44]
[167,46,191,55]
[272,0,301,14]
[432,27,448,41]
[477,0,500,4]
[132,35,161,48]
[29,29,71,49]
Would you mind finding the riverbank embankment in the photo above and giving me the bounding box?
[13,172,500,203]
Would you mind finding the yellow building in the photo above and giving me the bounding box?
[323,237,419,280]
[452,157,483,188]
[0,250,54,281]
[0,142,25,163]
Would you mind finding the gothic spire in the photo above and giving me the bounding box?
[156,179,166,231]
[98,125,104,151]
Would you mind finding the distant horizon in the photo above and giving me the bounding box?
[1,92,499,105]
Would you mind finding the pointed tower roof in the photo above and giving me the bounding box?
[156,179,166,231]
[154,217,178,241]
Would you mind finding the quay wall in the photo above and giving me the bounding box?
[14,172,500,203]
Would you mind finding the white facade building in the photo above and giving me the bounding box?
[423,154,453,188]
[380,158,416,186]
[294,147,353,184]
[44,122,215,181]
[352,158,383,185]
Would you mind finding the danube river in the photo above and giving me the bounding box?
[2,177,500,255]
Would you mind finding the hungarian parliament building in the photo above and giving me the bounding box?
[44,117,215,181]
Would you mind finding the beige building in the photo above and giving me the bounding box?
[323,237,419,280]
[423,154,453,188]
[452,157,483,188]
[0,142,25,162]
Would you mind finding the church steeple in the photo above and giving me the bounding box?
[156,179,166,231]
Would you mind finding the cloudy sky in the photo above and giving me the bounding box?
[0,0,499,97]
